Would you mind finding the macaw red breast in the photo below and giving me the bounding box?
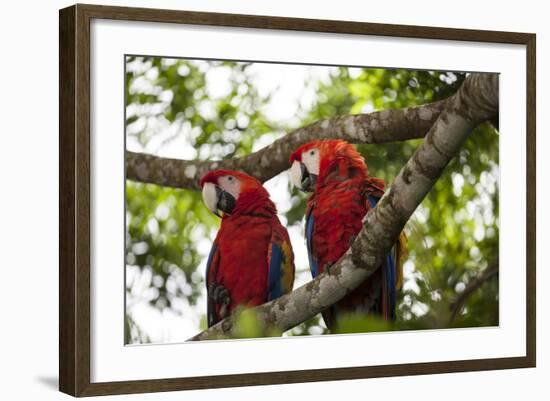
[309,157,384,274]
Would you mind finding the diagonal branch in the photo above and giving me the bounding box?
[449,263,499,323]
[126,99,449,191]
[189,73,499,340]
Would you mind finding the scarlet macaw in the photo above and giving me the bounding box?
[200,170,295,327]
[289,139,407,329]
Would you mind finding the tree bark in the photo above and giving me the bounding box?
[126,99,449,190]
[189,73,499,341]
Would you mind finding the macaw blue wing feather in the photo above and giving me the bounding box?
[305,207,338,326]
[366,194,379,208]
[267,243,283,300]
[385,252,397,319]
[205,242,220,327]
[305,208,319,278]
[367,194,397,320]
[267,233,294,301]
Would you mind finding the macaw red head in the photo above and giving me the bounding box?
[200,170,271,217]
[289,139,367,192]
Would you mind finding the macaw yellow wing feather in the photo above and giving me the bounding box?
[395,231,408,291]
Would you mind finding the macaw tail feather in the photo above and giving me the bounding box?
[381,253,395,320]
[395,231,408,291]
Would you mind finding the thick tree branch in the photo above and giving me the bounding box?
[189,73,499,340]
[126,99,448,190]
[449,263,499,323]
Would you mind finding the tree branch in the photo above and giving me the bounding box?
[126,99,448,190]
[189,73,499,340]
[449,263,499,323]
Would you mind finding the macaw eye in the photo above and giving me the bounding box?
[227,176,234,181]
[309,150,315,156]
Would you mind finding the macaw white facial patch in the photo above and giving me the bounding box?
[201,182,219,214]
[301,148,320,176]
[217,175,241,201]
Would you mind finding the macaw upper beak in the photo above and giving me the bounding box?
[290,161,317,193]
[202,183,236,217]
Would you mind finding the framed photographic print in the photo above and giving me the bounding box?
[59,4,536,397]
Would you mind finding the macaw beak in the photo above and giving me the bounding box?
[202,183,236,217]
[290,160,317,193]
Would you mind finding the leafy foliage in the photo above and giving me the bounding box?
[125,57,498,343]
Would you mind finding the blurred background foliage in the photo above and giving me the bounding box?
[125,56,499,344]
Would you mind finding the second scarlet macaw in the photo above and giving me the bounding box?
[200,170,295,327]
[289,139,407,330]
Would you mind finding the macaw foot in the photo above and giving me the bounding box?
[208,283,231,319]
[219,303,229,319]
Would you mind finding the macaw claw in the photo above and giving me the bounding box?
[208,283,231,318]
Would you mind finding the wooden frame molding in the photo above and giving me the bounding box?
[59,3,536,396]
